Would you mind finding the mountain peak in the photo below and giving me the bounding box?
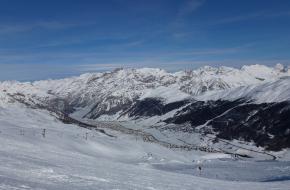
[275,63,288,72]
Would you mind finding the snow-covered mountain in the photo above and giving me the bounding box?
[1,64,290,152]
[1,64,290,189]
[1,96,290,190]
[1,64,289,114]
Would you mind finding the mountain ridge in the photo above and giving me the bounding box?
[1,64,290,152]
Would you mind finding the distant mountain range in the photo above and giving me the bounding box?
[1,64,290,152]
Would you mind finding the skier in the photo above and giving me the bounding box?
[198,165,202,175]
[42,129,46,138]
[196,160,203,176]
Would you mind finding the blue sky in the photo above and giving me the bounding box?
[0,0,290,81]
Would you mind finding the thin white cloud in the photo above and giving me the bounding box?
[177,0,205,18]
[213,11,290,25]
[171,0,205,39]
[173,0,205,27]
[0,43,253,65]
[0,21,94,34]
[76,59,290,74]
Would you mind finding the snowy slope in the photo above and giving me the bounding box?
[196,76,290,103]
[0,102,290,189]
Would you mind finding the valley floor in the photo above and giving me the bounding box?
[0,104,290,190]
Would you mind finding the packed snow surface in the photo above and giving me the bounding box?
[0,102,290,189]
